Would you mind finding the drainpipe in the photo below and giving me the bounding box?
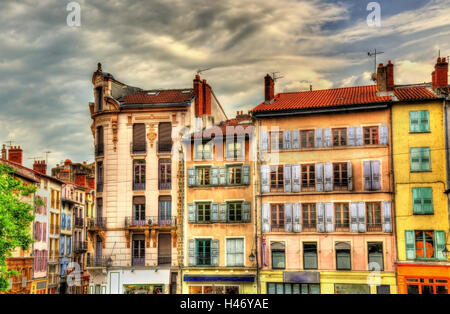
[443,98,450,258]
[255,118,262,294]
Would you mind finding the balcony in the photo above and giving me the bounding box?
[367,223,383,232]
[133,182,145,191]
[159,181,171,190]
[125,216,177,229]
[302,223,317,232]
[270,224,285,232]
[158,255,171,266]
[95,144,104,157]
[86,256,111,268]
[131,142,147,155]
[335,224,350,232]
[74,241,88,253]
[132,257,145,266]
[87,217,107,230]
[97,182,104,193]
[125,217,151,229]
[74,217,84,228]
[48,273,59,285]
[157,141,172,154]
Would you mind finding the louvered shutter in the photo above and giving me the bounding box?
[292,164,301,192]
[356,127,363,146]
[325,202,334,232]
[315,129,323,148]
[219,203,227,222]
[410,111,419,132]
[219,167,227,185]
[435,231,446,260]
[317,203,325,233]
[363,161,372,190]
[270,132,279,152]
[350,202,358,233]
[262,203,270,233]
[292,130,300,149]
[242,202,251,222]
[211,203,219,222]
[284,165,292,192]
[405,230,416,260]
[211,167,219,186]
[347,127,356,146]
[293,203,301,233]
[379,125,389,145]
[133,123,146,152]
[62,213,66,229]
[284,203,293,232]
[261,165,270,193]
[211,240,219,266]
[357,202,366,233]
[323,128,332,147]
[188,204,196,223]
[324,162,333,192]
[242,165,250,185]
[43,223,47,242]
[187,168,196,187]
[420,111,430,132]
[347,161,353,191]
[158,122,172,152]
[260,131,269,152]
[283,131,291,149]
[315,163,324,192]
[188,240,196,266]
[371,161,381,190]
[382,201,392,233]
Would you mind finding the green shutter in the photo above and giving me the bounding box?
[188,203,196,223]
[242,202,251,222]
[412,188,423,214]
[422,188,433,214]
[405,230,416,260]
[242,165,250,185]
[211,240,219,266]
[420,111,430,132]
[188,240,196,266]
[410,111,419,132]
[410,148,421,171]
[434,231,447,260]
[421,147,431,171]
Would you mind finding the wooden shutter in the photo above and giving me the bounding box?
[219,203,227,222]
[357,202,366,233]
[325,202,334,233]
[382,201,392,233]
[284,165,292,192]
[188,204,196,223]
[412,188,422,214]
[260,131,269,152]
[355,127,363,146]
[316,203,325,233]
[242,202,251,222]
[363,161,372,190]
[410,111,419,132]
[371,161,381,190]
[315,129,323,148]
[133,196,145,205]
[350,202,358,232]
[293,203,301,233]
[283,131,291,149]
[270,132,279,151]
[422,188,433,214]
[284,203,293,232]
[405,230,416,260]
[379,125,389,145]
[211,167,220,185]
[187,168,196,187]
[420,111,430,132]
[211,240,219,266]
[62,213,66,228]
[410,148,421,171]
[158,122,172,152]
[261,165,270,193]
[323,128,332,147]
[434,231,446,260]
[347,127,355,146]
[262,203,270,233]
[188,240,196,266]
[219,167,227,185]
[292,164,301,192]
[242,165,250,185]
[211,203,219,222]
[347,161,353,191]
[292,130,300,149]
[324,162,333,192]
[315,163,324,192]
[133,123,146,146]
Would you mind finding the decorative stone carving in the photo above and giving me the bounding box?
[147,123,157,147]
[111,114,118,151]
[135,114,169,120]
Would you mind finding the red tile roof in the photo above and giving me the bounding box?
[190,117,253,139]
[252,85,438,113]
[120,89,194,105]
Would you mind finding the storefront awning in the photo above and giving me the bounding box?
[183,275,255,283]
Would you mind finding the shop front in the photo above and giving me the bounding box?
[30,279,48,294]
[397,263,450,294]
[107,269,170,294]
[320,271,397,294]
[261,271,320,294]
[183,271,257,294]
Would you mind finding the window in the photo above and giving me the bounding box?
[228,202,242,222]
[366,202,382,232]
[271,242,285,269]
[133,196,146,223]
[158,122,172,153]
[364,161,381,191]
[410,111,430,133]
[96,126,104,156]
[412,188,433,214]
[133,160,145,190]
[197,203,211,223]
[267,283,320,294]
[132,123,146,153]
[226,140,244,159]
[66,236,71,255]
[97,162,103,192]
[303,242,318,270]
[332,128,347,146]
[96,87,103,111]
[333,163,348,189]
[368,242,384,271]
[159,159,171,190]
[302,203,316,231]
[301,164,315,190]
[196,167,210,186]
[406,278,448,295]
[196,239,212,266]
[132,234,145,266]
[227,166,242,185]
[363,126,379,145]
[159,197,172,224]
[410,147,431,172]
[336,242,351,270]
[226,238,244,266]
[335,203,349,231]
[415,231,435,259]
[194,143,212,160]
[270,165,284,191]
[301,130,315,148]
[271,204,285,232]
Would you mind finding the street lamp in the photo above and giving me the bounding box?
[443,246,449,258]
[249,252,256,263]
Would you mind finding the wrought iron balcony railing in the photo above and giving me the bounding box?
[74,241,88,253]
[367,223,383,232]
[133,182,145,191]
[74,217,84,228]
[132,257,145,266]
[97,182,104,193]
[87,217,107,230]
[158,255,171,266]
[86,256,112,268]
[125,216,177,228]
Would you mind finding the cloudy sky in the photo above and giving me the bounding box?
[1,0,449,171]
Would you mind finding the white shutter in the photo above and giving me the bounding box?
[382,201,392,233]
[261,165,270,193]
[358,202,366,233]
[315,163,324,192]
[347,127,356,146]
[262,203,270,233]
[323,128,332,147]
[379,125,389,145]
[284,165,292,192]
[356,127,363,146]
[261,131,269,152]
[293,203,301,233]
[284,203,293,232]
[317,203,325,233]
[347,161,353,191]
[324,162,333,192]
[350,202,358,233]
[315,129,323,148]
[292,130,300,149]
[292,164,301,192]
[325,202,334,233]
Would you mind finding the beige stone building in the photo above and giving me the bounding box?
[87,63,227,294]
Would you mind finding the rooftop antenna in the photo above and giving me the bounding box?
[197,68,213,75]
[368,49,384,80]
[5,140,14,148]
[44,151,52,165]
[271,72,284,82]
[299,80,312,91]
[28,156,43,162]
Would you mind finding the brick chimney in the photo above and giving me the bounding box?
[75,174,87,187]
[87,177,95,190]
[376,61,395,93]
[203,80,212,115]
[8,146,23,165]
[264,74,274,103]
[33,160,47,175]
[432,57,448,91]
[1,144,6,159]
[194,75,204,116]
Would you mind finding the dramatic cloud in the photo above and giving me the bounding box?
[0,0,449,170]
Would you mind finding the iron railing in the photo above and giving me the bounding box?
[74,241,88,253]
[131,142,147,155]
[159,181,171,190]
[133,182,145,191]
[125,216,177,228]
[302,223,317,232]
[157,140,172,154]
[367,223,383,232]
[158,255,172,265]
[87,217,107,230]
[97,182,103,193]
[270,224,285,232]
[95,144,104,157]
[74,217,84,228]
[86,256,111,268]
[132,257,145,266]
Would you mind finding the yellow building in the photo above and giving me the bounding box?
[393,58,450,294]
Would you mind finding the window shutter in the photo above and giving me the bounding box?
[420,111,430,132]
[350,202,358,232]
[62,213,66,228]
[187,168,196,187]
[242,165,250,185]
[211,203,219,222]
[284,165,292,192]
[188,240,196,266]
[410,111,419,132]
[292,203,301,233]
[315,129,323,148]
[292,130,300,149]
[363,161,372,190]
[347,161,353,191]
[283,131,291,149]
[219,203,227,222]
[325,202,334,233]
[262,203,270,233]
[158,122,172,152]
[211,240,219,266]
[379,125,389,145]
[188,203,196,223]
[242,202,251,222]
[284,203,293,232]
[412,188,422,214]
[236,239,244,266]
[211,167,220,186]
[357,202,366,233]
[434,231,446,260]
[423,188,433,214]
[405,230,416,260]
[292,164,301,192]
[355,127,363,146]
[219,167,227,185]
[315,163,324,192]
[382,201,392,233]
[60,237,65,256]
[194,143,202,161]
[261,165,270,193]
[410,148,421,171]
[43,223,47,242]
[324,162,333,192]
[323,128,332,147]
[67,214,71,229]
[133,123,146,146]
[316,203,325,233]
[260,131,269,152]
[371,161,381,190]
[347,127,356,146]
[270,132,279,152]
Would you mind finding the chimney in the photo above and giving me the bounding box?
[87,177,95,190]
[1,144,6,159]
[433,57,448,91]
[193,75,204,116]
[203,80,212,115]
[33,160,47,175]
[264,74,274,103]
[75,174,87,187]
[376,63,387,93]
[8,146,23,165]
[386,60,394,91]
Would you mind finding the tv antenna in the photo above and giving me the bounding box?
[368,49,384,80]
[44,151,52,165]
[197,68,213,75]
[271,72,284,82]
[28,156,43,162]
[5,140,14,148]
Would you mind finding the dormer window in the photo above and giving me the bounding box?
[146,91,160,96]
[96,87,103,111]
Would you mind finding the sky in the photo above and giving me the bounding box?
[1,0,450,171]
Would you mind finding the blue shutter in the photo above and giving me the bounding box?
[242,202,251,222]
[324,163,333,192]
[350,203,358,233]
[188,240,196,266]
[211,240,219,266]
[284,165,292,192]
[325,202,334,233]
[315,129,323,148]
[315,163,324,192]
[188,168,196,187]
[382,201,392,233]
[61,213,66,229]
[364,161,372,190]
[219,203,227,222]
[242,165,250,185]
[188,203,196,223]
[371,161,381,190]
[355,127,363,146]
[211,203,219,222]
[293,203,301,233]
[405,230,416,260]
[67,237,71,255]
[292,130,300,149]
[379,125,389,145]
[260,131,269,152]
[211,167,219,186]
[262,203,270,233]
[357,202,366,233]
[292,164,301,192]
[60,237,65,255]
[410,111,420,132]
[284,203,293,232]
[283,131,291,149]
[347,127,356,146]
[261,165,270,193]
[323,128,332,147]
[67,214,71,230]
[347,161,353,191]
[420,111,430,132]
[316,203,325,233]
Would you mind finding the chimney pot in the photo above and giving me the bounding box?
[8,145,23,165]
